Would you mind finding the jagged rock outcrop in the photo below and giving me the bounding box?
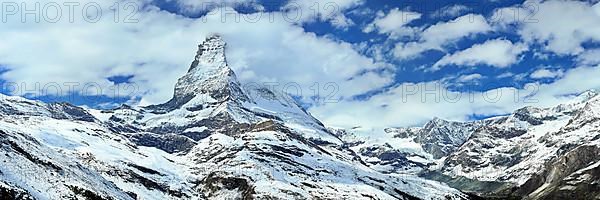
[415,118,485,159]
[526,145,600,199]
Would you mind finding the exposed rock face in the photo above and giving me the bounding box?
[0,96,96,122]
[128,133,197,154]
[0,181,35,200]
[358,143,427,172]
[415,118,485,159]
[387,127,420,139]
[526,145,600,200]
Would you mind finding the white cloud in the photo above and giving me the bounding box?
[329,14,356,29]
[457,73,484,82]
[282,0,364,29]
[496,72,514,79]
[169,0,364,29]
[420,14,491,45]
[493,1,600,55]
[0,0,391,106]
[363,8,421,38]
[577,49,600,65]
[310,65,600,129]
[496,72,527,81]
[431,5,470,18]
[432,39,528,70]
[530,69,564,79]
[393,14,492,60]
[532,50,550,60]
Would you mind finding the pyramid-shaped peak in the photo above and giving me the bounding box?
[148,35,247,112]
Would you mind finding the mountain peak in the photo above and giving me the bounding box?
[148,35,247,112]
[188,34,226,73]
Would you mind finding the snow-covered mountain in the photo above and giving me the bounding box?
[3,35,598,200]
[435,91,600,199]
[337,91,600,199]
[0,35,467,200]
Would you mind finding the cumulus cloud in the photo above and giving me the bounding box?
[493,0,600,55]
[363,8,421,38]
[431,5,470,19]
[282,0,364,29]
[393,14,492,60]
[577,49,600,66]
[530,69,564,79]
[0,0,195,102]
[457,73,484,82]
[432,39,528,70]
[496,72,514,79]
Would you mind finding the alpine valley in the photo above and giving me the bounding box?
[1,36,598,200]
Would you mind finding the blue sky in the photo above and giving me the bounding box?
[1,0,600,128]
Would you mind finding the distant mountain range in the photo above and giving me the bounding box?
[1,35,598,199]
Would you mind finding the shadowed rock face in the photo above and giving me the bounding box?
[525,145,600,200]
[202,172,254,200]
[0,97,96,122]
[414,118,485,159]
[0,181,34,200]
[129,133,197,154]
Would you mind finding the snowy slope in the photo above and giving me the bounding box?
[0,114,200,199]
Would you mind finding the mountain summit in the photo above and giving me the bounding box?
[151,35,247,112]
